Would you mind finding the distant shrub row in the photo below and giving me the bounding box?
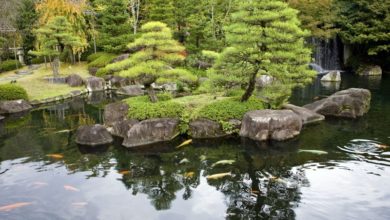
[0,60,21,73]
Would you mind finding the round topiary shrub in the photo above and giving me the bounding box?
[0,84,29,101]
[0,60,21,72]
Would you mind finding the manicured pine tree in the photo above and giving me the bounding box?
[210,0,315,105]
[94,0,133,53]
[33,16,85,77]
[99,22,196,102]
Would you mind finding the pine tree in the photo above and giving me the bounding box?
[210,0,315,105]
[337,0,390,56]
[99,22,196,102]
[144,0,176,27]
[95,0,134,53]
[33,16,85,76]
[16,0,38,64]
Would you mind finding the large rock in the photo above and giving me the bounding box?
[108,119,139,138]
[86,76,106,92]
[303,88,371,118]
[104,102,129,126]
[239,110,302,141]
[189,118,226,139]
[75,124,113,146]
[321,71,341,82]
[283,104,325,125]
[117,85,144,96]
[109,76,129,88]
[66,74,84,87]
[357,65,382,76]
[111,53,130,63]
[123,118,180,148]
[0,100,32,114]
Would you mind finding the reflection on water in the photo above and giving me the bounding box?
[1,74,390,219]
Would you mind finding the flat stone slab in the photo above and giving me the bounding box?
[283,104,325,125]
[0,99,32,114]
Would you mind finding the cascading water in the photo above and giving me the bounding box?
[309,37,342,72]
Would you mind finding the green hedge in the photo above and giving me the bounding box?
[0,84,28,101]
[125,95,183,120]
[0,60,21,72]
[193,97,264,122]
[87,52,117,68]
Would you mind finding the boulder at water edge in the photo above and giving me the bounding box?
[357,65,382,76]
[123,118,180,148]
[303,88,371,118]
[117,85,144,96]
[189,118,226,139]
[103,102,129,126]
[75,124,113,146]
[66,74,84,87]
[86,76,106,92]
[108,119,139,138]
[321,71,341,82]
[283,104,325,125]
[239,110,302,141]
[0,100,32,114]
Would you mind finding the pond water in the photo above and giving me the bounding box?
[1,74,390,220]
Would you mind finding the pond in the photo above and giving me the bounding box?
[1,74,390,220]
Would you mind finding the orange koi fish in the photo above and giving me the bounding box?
[0,202,32,212]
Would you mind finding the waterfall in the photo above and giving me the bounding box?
[310,37,342,72]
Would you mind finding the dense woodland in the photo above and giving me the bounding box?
[0,0,389,105]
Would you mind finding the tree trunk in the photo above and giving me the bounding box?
[241,72,257,102]
[147,86,158,103]
[52,57,60,77]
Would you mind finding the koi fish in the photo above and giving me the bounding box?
[71,202,88,207]
[179,158,190,164]
[54,129,71,134]
[184,172,195,179]
[31,181,48,188]
[211,160,235,167]
[298,150,328,155]
[377,144,389,149]
[64,185,80,192]
[0,202,32,212]
[118,170,131,175]
[206,172,232,180]
[199,155,207,162]
[46,154,64,159]
[176,139,192,149]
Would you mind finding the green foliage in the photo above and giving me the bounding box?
[288,0,339,39]
[95,0,134,53]
[258,82,293,109]
[16,0,38,64]
[126,95,184,120]
[210,0,315,103]
[87,53,116,68]
[336,0,390,55]
[0,60,21,72]
[102,22,197,89]
[193,97,264,123]
[0,84,29,101]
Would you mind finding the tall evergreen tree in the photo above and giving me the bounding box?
[16,0,38,64]
[99,22,196,102]
[33,16,85,76]
[337,0,390,56]
[210,0,315,105]
[95,0,133,53]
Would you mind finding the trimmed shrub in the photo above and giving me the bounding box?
[125,95,184,120]
[0,60,21,72]
[0,84,29,101]
[193,97,264,122]
[31,56,45,64]
[87,52,117,68]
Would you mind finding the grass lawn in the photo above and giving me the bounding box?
[0,62,91,100]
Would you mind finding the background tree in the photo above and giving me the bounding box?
[16,0,38,64]
[94,0,134,53]
[288,0,339,39]
[33,16,85,76]
[210,0,315,105]
[99,22,196,102]
[336,0,390,56]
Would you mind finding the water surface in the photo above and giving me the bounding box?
[1,74,390,219]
